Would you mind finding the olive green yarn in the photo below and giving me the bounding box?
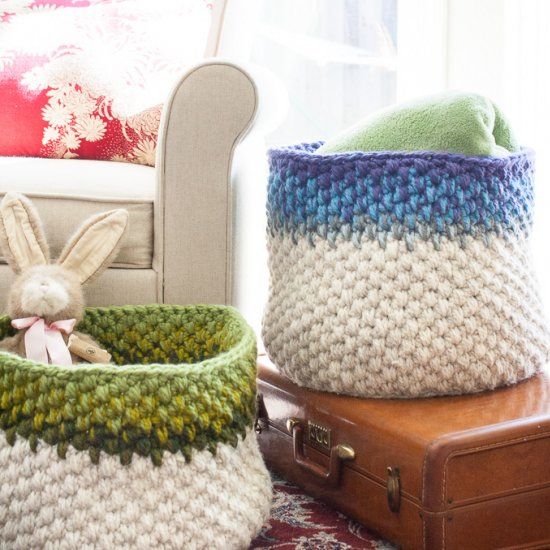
[0,304,257,466]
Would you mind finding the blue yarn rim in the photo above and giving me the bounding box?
[268,141,534,165]
[267,142,535,250]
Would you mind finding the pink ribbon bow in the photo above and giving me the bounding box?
[11,317,76,366]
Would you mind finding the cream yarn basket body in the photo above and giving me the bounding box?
[0,305,271,550]
[263,143,550,398]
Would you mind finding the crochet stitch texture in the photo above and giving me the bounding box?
[263,143,550,397]
[0,304,272,549]
[0,304,257,464]
[0,428,271,549]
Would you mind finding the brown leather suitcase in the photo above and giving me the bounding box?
[256,356,550,549]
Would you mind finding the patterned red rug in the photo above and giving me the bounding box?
[250,476,394,549]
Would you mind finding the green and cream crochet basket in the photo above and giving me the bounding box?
[0,305,271,550]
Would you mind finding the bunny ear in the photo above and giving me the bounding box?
[58,209,129,284]
[0,193,50,272]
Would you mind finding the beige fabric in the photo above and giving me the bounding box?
[58,209,129,284]
[0,265,158,312]
[0,193,49,271]
[157,61,257,305]
[84,268,158,306]
[0,158,153,268]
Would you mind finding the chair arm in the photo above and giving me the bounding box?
[155,60,257,305]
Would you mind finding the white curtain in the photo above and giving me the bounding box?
[220,0,398,145]
[444,0,550,306]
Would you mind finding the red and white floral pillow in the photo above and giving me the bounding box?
[0,0,211,166]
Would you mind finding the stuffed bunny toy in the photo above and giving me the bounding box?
[0,193,129,365]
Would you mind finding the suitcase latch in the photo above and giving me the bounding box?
[387,467,401,513]
[254,393,269,433]
[286,417,355,487]
[307,420,331,451]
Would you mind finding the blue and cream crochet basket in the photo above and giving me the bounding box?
[0,305,271,549]
[263,142,550,398]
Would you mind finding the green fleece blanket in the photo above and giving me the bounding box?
[317,92,518,157]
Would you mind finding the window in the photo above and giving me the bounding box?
[248,0,398,146]
[222,0,398,146]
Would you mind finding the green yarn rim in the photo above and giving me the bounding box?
[0,304,257,466]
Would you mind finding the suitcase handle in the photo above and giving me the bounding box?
[286,418,355,487]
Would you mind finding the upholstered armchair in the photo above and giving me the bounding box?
[0,59,282,330]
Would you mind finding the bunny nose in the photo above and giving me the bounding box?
[40,283,49,291]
